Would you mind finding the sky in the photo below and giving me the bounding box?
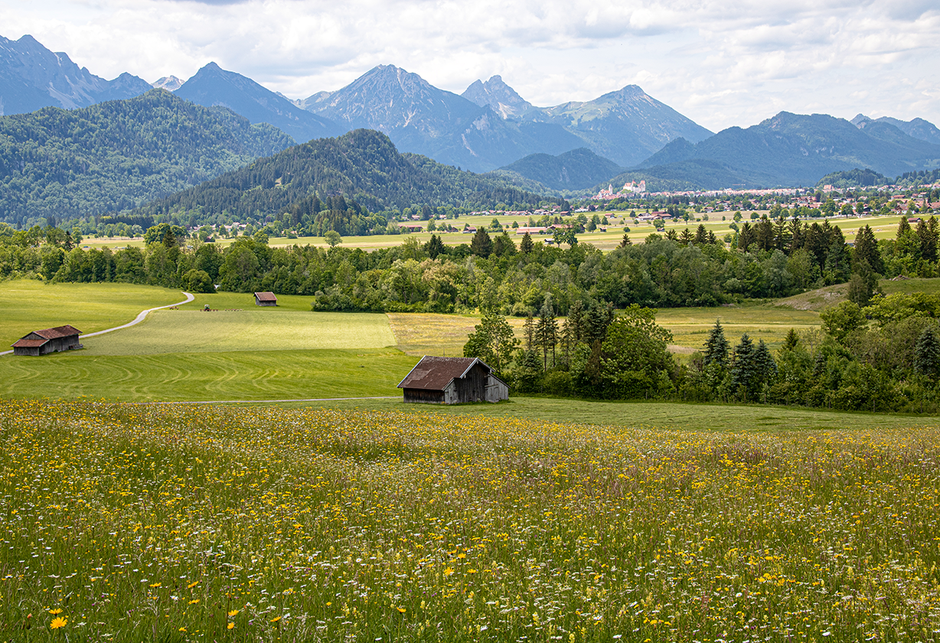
[3,0,939,133]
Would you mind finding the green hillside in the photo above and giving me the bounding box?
[129,129,566,224]
[0,89,293,227]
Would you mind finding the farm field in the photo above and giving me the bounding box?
[78,214,912,253]
[0,279,186,348]
[388,303,821,357]
[1,399,938,641]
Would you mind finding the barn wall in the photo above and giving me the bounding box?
[485,376,509,403]
[453,364,488,403]
[403,388,445,404]
[40,336,81,355]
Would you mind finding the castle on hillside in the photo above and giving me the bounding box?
[593,180,646,200]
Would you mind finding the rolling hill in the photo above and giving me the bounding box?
[129,128,567,223]
[0,89,294,226]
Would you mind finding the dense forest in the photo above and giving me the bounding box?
[0,90,293,227]
[127,129,568,229]
[3,214,940,413]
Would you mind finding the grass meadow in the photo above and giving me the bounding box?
[1,399,939,642]
[0,280,186,348]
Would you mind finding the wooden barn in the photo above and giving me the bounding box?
[254,291,278,306]
[12,325,83,356]
[398,356,509,404]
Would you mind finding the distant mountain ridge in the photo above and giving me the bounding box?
[611,112,940,190]
[302,66,711,173]
[0,34,152,115]
[852,113,940,146]
[175,62,344,144]
[495,148,623,192]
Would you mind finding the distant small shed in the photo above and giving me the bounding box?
[12,325,83,356]
[398,356,509,404]
[254,292,278,306]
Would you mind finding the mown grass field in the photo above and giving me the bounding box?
[0,282,409,401]
[0,279,186,348]
[2,399,938,642]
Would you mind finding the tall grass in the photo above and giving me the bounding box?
[1,399,937,641]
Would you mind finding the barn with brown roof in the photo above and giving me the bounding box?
[254,292,278,306]
[12,325,83,356]
[398,356,509,404]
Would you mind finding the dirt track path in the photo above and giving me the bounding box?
[1,291,194,356]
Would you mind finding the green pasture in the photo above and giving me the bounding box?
[0,279,186,347]
[0,348,412,401]
[80,308,395,356]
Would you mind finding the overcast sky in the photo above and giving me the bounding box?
[4,0,938,132]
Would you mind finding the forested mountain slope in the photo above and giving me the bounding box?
[0,89,294,226]
[130,128,566,222]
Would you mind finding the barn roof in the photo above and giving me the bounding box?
[254,291,277,302]
[11,325,82,348]
[397,356,492,391]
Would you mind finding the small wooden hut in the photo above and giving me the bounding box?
[254,292,278,306]
[398,356,509,404]
[12,325,83,356]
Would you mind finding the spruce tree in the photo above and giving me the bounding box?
[729,334,756,401]
[914,326,940,378]
[703,319,730,367]
[536,295,559,370]
[520,232,534,254]
[782,328,799,352]
[470,227,493,258]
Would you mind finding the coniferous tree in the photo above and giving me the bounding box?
[523,314,536,352]
[914,327,940,378]
[536,294,559,370]
[730,334,757,401]
[424,234,445,259]
[853,225,882,274]
[703,319,730,367]
[520,232,534,254]
[782,328,799,352]
[470,227,493,258]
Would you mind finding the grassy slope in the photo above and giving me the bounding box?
[0,281,412,401]
[0,279,186,347]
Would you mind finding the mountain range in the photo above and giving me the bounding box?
[2,31,940,202]
[0,34,152,116]
[598,111,940,191]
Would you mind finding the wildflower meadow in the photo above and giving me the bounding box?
[1,399,938,641]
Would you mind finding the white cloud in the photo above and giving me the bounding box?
[1,0,938,131]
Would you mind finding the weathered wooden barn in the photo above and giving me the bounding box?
[12,325,83,356]
[254,292,278,306]
[398,356,509,404]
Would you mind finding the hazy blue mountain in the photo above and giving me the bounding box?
[462,75,536,119]
[632,112,940,188]
[175,62,345,144]
[0,89,294,226]
[852,113,940,146]
[305,64,582,172]
[0,34,152,115]
[533,85,713,167]
[496,148,623,191]
[152,75,184,91]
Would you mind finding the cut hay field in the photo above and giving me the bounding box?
[0,282,410,401]
[0,279,186,348]
[2,399,938,641]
